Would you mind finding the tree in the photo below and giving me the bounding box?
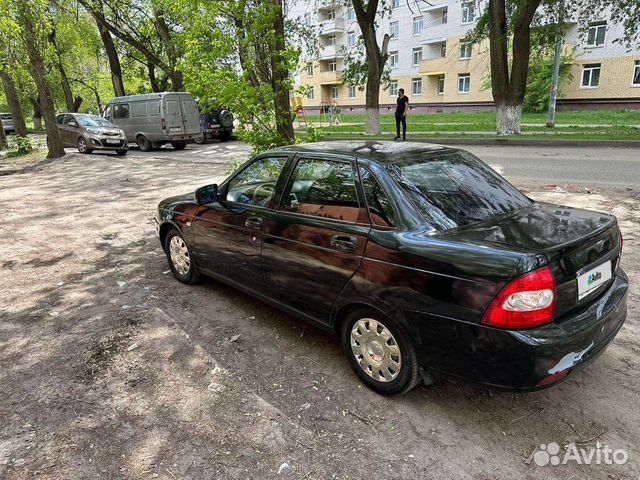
[0,68,29,137]
[0,117,6,151]
[351,0,389,135]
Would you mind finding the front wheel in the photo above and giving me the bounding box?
[77,137,92,154]
[116,149,128,156]
[164,229,200,284]
[341,307,420,395]
[136,135,152,152]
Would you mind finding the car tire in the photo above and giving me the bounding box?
[137,135,152,152]
[77,137,92,154]
[116,149,128,156]
[171,141,187,150]
[193,133,207,145]
[164,228,200,284]
[341,307,420,395]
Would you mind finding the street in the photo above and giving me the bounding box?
[0,141,638,479]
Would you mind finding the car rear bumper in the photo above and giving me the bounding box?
[410,269,628,391]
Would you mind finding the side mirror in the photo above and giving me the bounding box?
[196,184,218,205]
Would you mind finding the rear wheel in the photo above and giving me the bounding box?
[171,141,187,150]
[219,130,231,142]
[164,228,200,284]
[193,133,207,145]
[77,137,92,154]
[136,135,152,152]
[341,307,420,395]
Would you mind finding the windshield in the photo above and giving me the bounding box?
[0,114,12,120]
[386,151,531,230]
[77,116,112,128]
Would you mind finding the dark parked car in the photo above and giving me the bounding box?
[56,113,128,155]
[193,109,233,144]
[155,141,627,394]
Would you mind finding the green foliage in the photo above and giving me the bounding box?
[301,124,325,143]
[237,129,291,154]
[9,135,33,155]
[524,54,573,113]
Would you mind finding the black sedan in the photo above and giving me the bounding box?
[155,141,627,394]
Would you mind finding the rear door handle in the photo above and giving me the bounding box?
[245,216,263,229]
[331,235,357,251]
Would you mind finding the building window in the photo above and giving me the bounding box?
[587,22,606,47]
[412,47,423,66]
[329,35,336,46]
[389,51,399,68]
[327,9,335,20]
[304,12,312,26]
[461,2,475,24]
[329,60,337,71]
[412,78,422,96]
[347,32,357,47]
[332,86,339,99]
[413,16,424,36]
[441,10,448,24]
[437,75,445,95]
[389,80,398,96]
[306,63,313,77]
[458,74,470,93]
[347,7,355,20]
[633,61,640,86]
[308,86,314,100]
[440,43,447,58]
[460,42,472,59]
[392,0,400,8]
[390,21,399,39]
[581,63,601,87]
[348,86,356,98]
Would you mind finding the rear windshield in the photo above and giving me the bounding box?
[77,116,113,127]
[386,151,531,230]
[0,113,12,120]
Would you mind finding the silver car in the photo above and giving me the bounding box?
[1,113,15,134]
[56,113,128,155]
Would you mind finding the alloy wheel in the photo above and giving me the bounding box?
[78,138,87,153]
[350,318,402,383]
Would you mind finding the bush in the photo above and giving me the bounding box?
[301,124,325,143]
[237,128,291,154]
[10,136,33,155]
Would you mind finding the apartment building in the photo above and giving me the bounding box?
[288,0,640,113]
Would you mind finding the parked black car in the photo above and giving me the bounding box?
[155,141,627,394]
[194,109,233,144]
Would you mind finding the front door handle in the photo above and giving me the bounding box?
[245,216,263,229]
[331,235,357,251]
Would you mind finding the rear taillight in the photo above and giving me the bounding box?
[482,266,556,329]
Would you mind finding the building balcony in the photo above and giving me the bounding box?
[419,56,449,76]
[316,70,344,85]
[319,18,345,34]
[318,44,344,60]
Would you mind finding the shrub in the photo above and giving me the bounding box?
[10,136,33,155]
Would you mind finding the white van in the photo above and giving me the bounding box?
[104,92,201,151]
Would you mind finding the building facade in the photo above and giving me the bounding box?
[288,0,640,114]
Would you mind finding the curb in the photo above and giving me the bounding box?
[321,137,640,148]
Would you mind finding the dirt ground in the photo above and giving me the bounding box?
[1,143,639,480]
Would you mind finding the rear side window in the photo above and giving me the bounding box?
[131,103,147,117]
[226,156,288,207]
[387,151,531,230]
[148,101,160,116]
[281,158,360,223]
[359,167,397,228]
[113,104,129,119]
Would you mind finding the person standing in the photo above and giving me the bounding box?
[394,88,409,140]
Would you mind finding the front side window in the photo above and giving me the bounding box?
[389,51,399,68]
[389,80,399,96]
[56,114,66,125]
[385,152,531,230]
[413,16,424,35]
[461,2,475,24]
[458,74,470,93]
[412,78,422,96]
[113,104,129,119]
[281,159,360,223]
[390,21,399,39]
[226,156,288,207]
[633,60,640,86]
[359,167,397,228]
[587,22,606,47]
[581,63,601,87]
[412,47,423,66]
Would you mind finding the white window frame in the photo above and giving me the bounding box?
[461,2,475,24]
[458,74,470,94]
[329,60,337,72]
[413,16,424,36]
[581,63,601,88]
[437,75,445,95]
[304,12,312,27]
[306,63,313,77]
[389,51,399,69]
[327,9,335,20]
[442,10,448,24]
[586,22,606,47]
[308,86,315,100]
[459,42,472,60]
[633,60,640,86]
[392,0,400,8]
[389,80,399,96]
[329,35,336,46]
[347,7,356,20]
[390,21,399,39]
[440,43,447,58]
[348,86,356,99]
[412,47,423,67]
[331,86,339,99]
[347,32,357,47]
[412,78,422,96]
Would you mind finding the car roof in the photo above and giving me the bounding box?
[269,141,457,164]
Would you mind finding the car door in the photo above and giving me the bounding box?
[164,95,185,136]
[63,115,79,146]
[261,155,371,323]
[55,114,68,145]
[192,154,290,293]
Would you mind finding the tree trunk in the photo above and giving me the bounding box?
[96,22,125,97]
[0,70,29,137]
[148,63,161,92]
[0,120,7,151]
[30,97,43,130]
[496,102,523,135]
[49,30,78,112]
[154,11,183,91]
[365,73,382,135]
[270,0,294,142]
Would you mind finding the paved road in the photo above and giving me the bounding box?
[89,141,640,189]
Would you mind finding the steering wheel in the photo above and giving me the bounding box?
[253,182,275,206]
